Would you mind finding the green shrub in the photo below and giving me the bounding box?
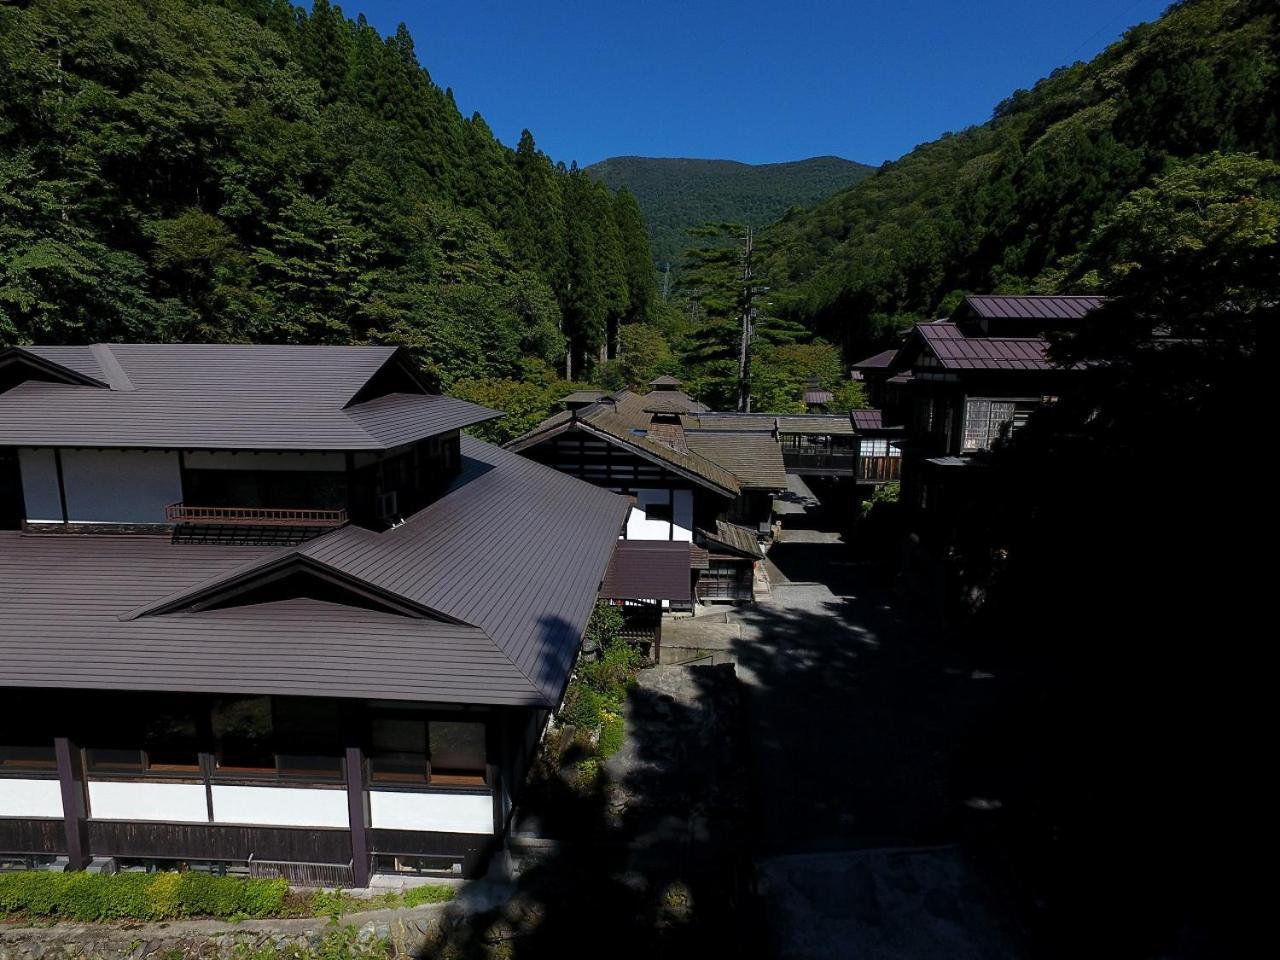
[0,871,287,921]
[400,884,454,907]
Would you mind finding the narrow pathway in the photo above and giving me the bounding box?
[724,493,1019,959]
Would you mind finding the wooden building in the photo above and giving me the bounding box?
[851,294,1102,539]
[0,345,629,885]
[507,378,787,606]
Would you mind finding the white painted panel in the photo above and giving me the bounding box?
[61,449,182,523]
[626,488,673,541]
[212,785,347,828]
[369,790,494,835]
[18,448,62,522]
[183,451,345,472]
[672,489,694,542]
[88,781,209,823]
[0,778,63,818]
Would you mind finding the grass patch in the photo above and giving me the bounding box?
[0,872,453,925]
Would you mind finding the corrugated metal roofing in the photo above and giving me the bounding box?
[0,438,629,706]
[851,410,885,431]
[962,295,1104,321]
[600,541,692,602]
[684,432,787,491]
[917,323,1055,371]
[0,344,499,450]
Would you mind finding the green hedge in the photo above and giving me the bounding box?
[0,871,287,921]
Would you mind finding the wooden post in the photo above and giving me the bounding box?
[54,737,89,869]
[345,746,370,888]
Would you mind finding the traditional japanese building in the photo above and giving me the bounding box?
[507,378,787,605]
[852,294,1102,538]
[0,344,628,885]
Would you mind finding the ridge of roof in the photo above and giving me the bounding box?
[1,344,500,450]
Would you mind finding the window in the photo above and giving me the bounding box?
[212,696,275,775]
[274,698,343,780]
[84,700,200,775]
[369,715,428,784]
[645,500,673,524]
[963,398,1040,451]
[0,743,56,772]
[368,714,487,787]
[428,722,486,786]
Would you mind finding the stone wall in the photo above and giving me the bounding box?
[0,902,455,959]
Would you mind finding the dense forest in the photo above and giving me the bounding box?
[586,155,871,270]
[0,0,657,390]
[758,0,1279,360]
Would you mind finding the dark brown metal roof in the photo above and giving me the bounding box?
[0,344,500,450]
[684,432,787,491]
[961,295,1104,321]
[0,438,629,706]
[851,409,884,430]
[600,541,692,602]
[916,323,1055,371]
[851,348,899,370]
[802,388,834,405]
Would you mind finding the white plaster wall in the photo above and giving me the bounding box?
[88,781,208,823]
[184,451,345,472]
[369,790,493,835]
[17,448,62,522]
[0,778,63,818]
[211,785,347,828]
[60,449,183,523]
[624,488,693,542]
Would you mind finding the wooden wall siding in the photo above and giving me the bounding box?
[369,829,494,874]
[530,435,670,487]
[0,817,66,855]
[85,821,352,865]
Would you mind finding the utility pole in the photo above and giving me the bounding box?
[737,226,755,413]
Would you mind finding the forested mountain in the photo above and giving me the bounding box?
[759,0,1279,360]
[586,155,872,268]
[0,0,656,385]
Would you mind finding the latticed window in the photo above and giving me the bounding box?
[962,398,1039,451]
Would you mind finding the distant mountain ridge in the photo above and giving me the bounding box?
[586,155,873,268]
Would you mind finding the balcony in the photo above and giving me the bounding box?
[165,503,349,527]
[782,451,855,474]
[856,455,903,483]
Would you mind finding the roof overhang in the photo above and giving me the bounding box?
[600,541,692,603]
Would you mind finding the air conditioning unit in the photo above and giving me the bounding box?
[376,490,399,520]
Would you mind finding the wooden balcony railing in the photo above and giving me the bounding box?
[164,503,349,527]
[783,451,856,472]
[857,456,903,483]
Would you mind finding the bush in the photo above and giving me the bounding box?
[0,871,287,921]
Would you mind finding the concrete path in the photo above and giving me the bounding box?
[675,495,1020,959]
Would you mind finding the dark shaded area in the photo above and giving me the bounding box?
[422,663,755,959]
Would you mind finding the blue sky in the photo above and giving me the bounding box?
[339,0,1172,168]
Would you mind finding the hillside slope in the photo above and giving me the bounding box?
[587,155,872,267]
[0,0,656,380]
[759,0,1278,358]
